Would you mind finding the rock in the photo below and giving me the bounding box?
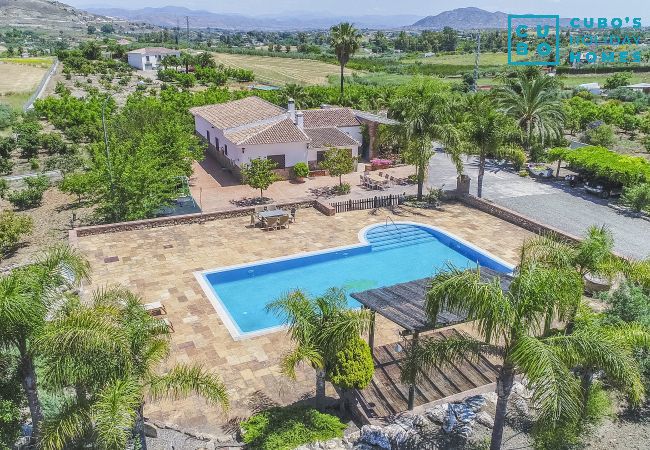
[353,444,376,450]
[413,414,429,428]
[464,395,487,412]
[481,392,498,405]
[512,397,530,416]
[442,405,457,434]
[425,404,447,424]
[476,411,494,428]
[456,424,473,438]
[450,403,476,424]
[359,425,391,450]
[144,422,158,438]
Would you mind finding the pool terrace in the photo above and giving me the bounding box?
[74,203,534,434]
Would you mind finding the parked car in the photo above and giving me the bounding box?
[584,179,623,198]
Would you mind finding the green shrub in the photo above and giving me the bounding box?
[7,175,49,209]
[531,419,581,450]
[621,184,650,212]
[585,381,613,424]
[333,182,351,195]
[328,337,374,390]
[0,104,16,130]
[0,179,7,198]
[240,406,346,450]
[14,120,42,158]
[0,210,33,256]
[584,124,615,147]
[292,162,309,178]
[563,146,650,185]
[518,169,528,177]
[29,157,39,170]
[40,133,68,155]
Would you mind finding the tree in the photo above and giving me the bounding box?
[241,157,280,199]
[329,23,361,95]
[584,124,615,147]
[0,246,90,442]
[0,211,33,257]
[604,72,632,90]
[440,27,458,51]
[547,147,569,177]
[456,94,525,198]
[621,183,650,212]
[328,336,373,411]
[497,73,565,160]
[0,104,15,130]
[14,120,42,159]
[179,52,194,74]
[266,289,371,407]
[100,24,115,34]
[388,85,460,200]
[37,287,229,450]
[320,147,356,189]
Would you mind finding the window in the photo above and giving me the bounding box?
[206,130,210,144]
[145,56,150,62]
[216,137,219,150]
[224,144,228,156]
[267,154,286,169]
[316,151,326,163]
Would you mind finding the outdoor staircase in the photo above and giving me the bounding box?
[365,224,437,251]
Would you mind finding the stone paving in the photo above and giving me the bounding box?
[74,203,533,435]
[190,156,418,212]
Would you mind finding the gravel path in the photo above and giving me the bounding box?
[427,153,650,260]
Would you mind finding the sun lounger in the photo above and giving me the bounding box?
[290,207,297,223]
[144,301,167,316]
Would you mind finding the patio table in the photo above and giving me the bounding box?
[257,209,288,219]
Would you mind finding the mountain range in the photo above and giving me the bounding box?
[87,6,422,30]
[411,7,509,29]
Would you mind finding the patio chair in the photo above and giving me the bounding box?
[160,317,174,333]
[250,213,258,227]
[144,301,166,316]
[385,174,390,181]
[290,207,297,223]
[378,171,383,177]
[263,216,279,231]
[359,174,365,185]
[277,215,290,229]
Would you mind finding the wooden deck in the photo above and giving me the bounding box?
[355,328,499,420]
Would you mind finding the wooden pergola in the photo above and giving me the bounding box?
[351,268,512,414]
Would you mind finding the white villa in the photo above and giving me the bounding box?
[190,96,372,178]
[126,47,180,70]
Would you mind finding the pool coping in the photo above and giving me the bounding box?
[193,221,516,341]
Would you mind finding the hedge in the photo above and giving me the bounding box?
[563,145,650,185]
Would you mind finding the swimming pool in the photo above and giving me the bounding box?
[195,222,514,340]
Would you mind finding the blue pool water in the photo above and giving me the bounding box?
[199,223,513,338]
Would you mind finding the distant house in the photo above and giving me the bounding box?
[623,83,650,94]
[190,96,367,179]
[116,38,131,46]
[126,47,180,70]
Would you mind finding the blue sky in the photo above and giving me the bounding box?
[67,0,648,22]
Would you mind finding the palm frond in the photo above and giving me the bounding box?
[280,344,324,379]
[426,266,512,343]
[148,364,229,411]
[92,378,141,450]
[509,335,582,424]
[400,334,495,385]
[40,401,93,450]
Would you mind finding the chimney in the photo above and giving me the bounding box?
[296,111,304,128]
[288,98,296,122]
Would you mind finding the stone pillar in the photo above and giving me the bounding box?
[456,174,471,196]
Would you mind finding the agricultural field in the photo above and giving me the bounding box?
[402,51,508,66]
[0,57,52,109]
[212,52,354,86]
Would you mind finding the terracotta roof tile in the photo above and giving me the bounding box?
[190,96,286,130]
[225,118,310,145]
[303,127,359,148]
[127,47,179,55]
[301,108,360,128]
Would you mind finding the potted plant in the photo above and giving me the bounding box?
[292,162,310,182]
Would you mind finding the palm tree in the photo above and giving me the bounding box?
[329,23,361,95]
[266,289,371,406]
[37,287,228,450]
[282,83,306,109]
[402,262,586,450]
[496,73,565,160]
[179,52,194,74]
[456,94,526,198]
[0,246,90,442]
[389,92,460,200]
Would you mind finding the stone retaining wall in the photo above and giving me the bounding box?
[71,200,315,238]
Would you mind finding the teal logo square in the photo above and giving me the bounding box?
[508,14,561,66]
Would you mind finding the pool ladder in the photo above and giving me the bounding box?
[385,216,404,241]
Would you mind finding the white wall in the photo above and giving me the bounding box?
[127,51,180,70]
[127,53,144,70]
[242,142,309,167]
